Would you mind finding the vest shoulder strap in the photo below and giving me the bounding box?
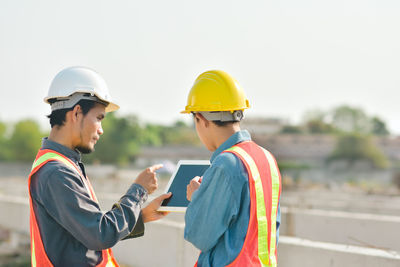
[31,149,82,176]
[31,149,95,201]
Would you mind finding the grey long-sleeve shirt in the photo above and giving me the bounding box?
[30,138,147,267]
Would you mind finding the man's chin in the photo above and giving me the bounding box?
[76,146,94,154]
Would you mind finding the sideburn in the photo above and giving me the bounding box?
[76,114,94,154]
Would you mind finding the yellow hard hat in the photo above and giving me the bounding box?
[181,70,250,114]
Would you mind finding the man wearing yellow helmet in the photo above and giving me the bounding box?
[183,70,282,267]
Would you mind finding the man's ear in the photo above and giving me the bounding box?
[71,105,82,123]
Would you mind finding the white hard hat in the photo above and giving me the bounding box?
[44,66,119,112]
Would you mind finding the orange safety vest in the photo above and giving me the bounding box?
[28,149,119,267]
[194,141,281,267]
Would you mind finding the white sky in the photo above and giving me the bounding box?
[0,0,399,133]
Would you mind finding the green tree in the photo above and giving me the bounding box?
[83,115,200,165]
[302,106,390,136]
[280,125,303,134]
[327,133,389,169]
[331,105,371,134]
[302,109,326,123]
[0,121,10,160]
[302,109,336,134]
[0,121,5,137]
[84,113,143,165]
[141,120,200,147]
[141,124,163,146]
[371,116,389,136]
[161,120,199,145]
[9,119,43,162]
[305,119,336,134]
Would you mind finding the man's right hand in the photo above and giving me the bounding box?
[186,176,202,201]
[134,164,162,194]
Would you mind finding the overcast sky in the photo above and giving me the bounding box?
[0,0,399,134]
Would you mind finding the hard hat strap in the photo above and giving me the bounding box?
[200,111,244,122]
[50,93,108,111]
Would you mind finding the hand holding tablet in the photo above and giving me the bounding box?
[158,160,210,212]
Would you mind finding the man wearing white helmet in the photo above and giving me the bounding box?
[28,66,171,267]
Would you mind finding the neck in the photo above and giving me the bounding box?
[48,126,75,151]
[211,124,241,151]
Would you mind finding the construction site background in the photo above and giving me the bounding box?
[1,108,400,266]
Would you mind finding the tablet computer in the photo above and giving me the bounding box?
[158,160,210,212]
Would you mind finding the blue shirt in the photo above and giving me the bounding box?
[184,130,281,267]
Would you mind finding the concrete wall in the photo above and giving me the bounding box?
[113,220,198,267]
[278,236,400,267]
[281,190,400,216]
[0,195,400,267]
[1,193,400,267]
[280,207,400,251]
[0,194,29,234]
[115,222,400,267]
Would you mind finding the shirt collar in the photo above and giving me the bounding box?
[41,137,82,162]
[210,130,252,163]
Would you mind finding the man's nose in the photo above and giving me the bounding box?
[98,124,104,135]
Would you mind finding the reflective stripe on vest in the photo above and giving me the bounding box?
[224,141,281,267]
[28,149,119,267]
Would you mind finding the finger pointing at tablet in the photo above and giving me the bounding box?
[135,164,163,194]
[149,164,163,172]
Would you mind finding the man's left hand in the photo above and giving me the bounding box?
[142,193,172,223]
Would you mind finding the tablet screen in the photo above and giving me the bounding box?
[159,160,210,212]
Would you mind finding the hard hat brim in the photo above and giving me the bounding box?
[44,94,120,112]
[180,104,249,114]
[105,102,120,112]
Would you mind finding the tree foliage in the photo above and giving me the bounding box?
[306,119,337,134]
[0,114,199,164]
[0,121,9,160]
[159,121,199,146]
[371,116,390,136]
[0,106,392,166]
[9,120,43,162]
[83,115,198,165]
[279,105,391,168]
[83,113,143,165]
[327,133,389,169]
[285,105,390,136]
[331,106,372,134]
[280,125,303,134]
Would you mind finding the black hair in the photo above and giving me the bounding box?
[47,99,97,128]
[211,120,237,127]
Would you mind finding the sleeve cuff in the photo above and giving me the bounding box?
[122,212,145,240]
[127,183,148,204]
